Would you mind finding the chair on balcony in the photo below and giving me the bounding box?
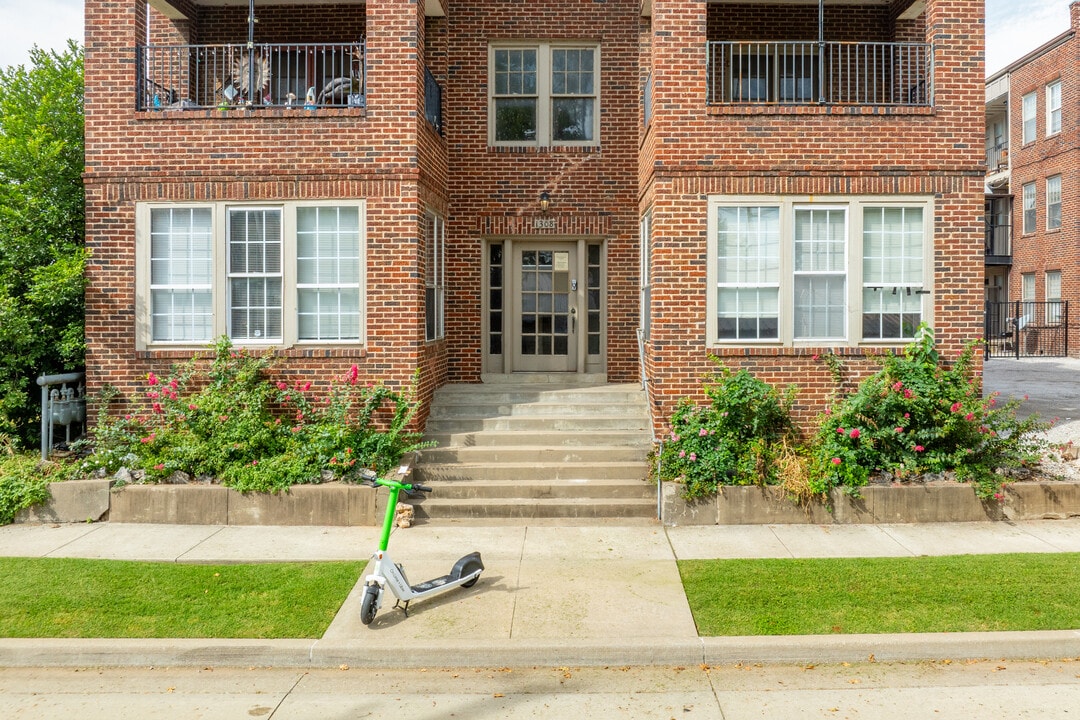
[317,46,365,107]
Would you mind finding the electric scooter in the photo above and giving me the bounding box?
[358,468,484,625]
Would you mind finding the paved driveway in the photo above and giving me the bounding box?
[983,356,1080,423]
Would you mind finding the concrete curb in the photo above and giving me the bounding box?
[3,631,1078,669]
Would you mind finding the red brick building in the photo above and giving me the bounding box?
[984,2,1079,358]
[84,0,985,434]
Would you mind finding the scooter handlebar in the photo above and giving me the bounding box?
[410,483,433,493]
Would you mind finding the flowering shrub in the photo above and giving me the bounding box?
[81,338,429,493]
[655,363,796,498]
[811,325,1048,499]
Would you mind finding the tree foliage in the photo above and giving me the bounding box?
[0,42,85,446]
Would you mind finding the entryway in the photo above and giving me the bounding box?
[484,239,605,376]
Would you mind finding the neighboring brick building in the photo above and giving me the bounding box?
[84,0,985,436]
[984,2,1079,358]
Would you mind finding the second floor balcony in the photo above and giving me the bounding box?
[706,41,933,107]
[986,141,1009,174]
[137,42,366,111]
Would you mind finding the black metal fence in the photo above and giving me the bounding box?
[136,42,366,110]
[985,301,1069,359]
[706,41,933,106]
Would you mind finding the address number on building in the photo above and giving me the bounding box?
[533,218,557,230]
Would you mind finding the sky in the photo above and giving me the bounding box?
[0,0,1074,76]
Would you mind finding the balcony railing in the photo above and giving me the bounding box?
[706,41,933,106]
[136,42,365,111]
[424,67,443,133]
[986,141,1009,173]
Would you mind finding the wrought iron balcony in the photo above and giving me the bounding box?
[706,41,933,106]
[136,42,365,111]
[985,220,1012,262]
[985,141,1009,174]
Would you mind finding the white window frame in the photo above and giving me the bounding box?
[1022,91,1037,144]
[1047,175,1062,231]
[136,200,366,350]
[425,210,446,342]
[1046,270,1062,324]
[1022,182,1037,234]
[706,195,933,347]
[488,42,600,148]
[1047,80,1062,136]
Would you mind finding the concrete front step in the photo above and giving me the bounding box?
[417,380,654,521]
[410,497,658,520]
[424,430,651,448]
[421,479,655,500]
[413,461,650,483]
[424,415,650,433]
[419,445,650,464]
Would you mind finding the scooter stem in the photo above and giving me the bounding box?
[378,482,401,552]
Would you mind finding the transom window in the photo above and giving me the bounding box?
[707,196,932,346]
[490,42,599,147]
[138,201,365,349]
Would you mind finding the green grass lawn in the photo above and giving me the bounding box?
[0,558,363,638]
[680,553,1080,636]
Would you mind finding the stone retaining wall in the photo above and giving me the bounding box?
[661,482,1080,526]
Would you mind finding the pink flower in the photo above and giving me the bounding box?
[154,463,165,471]
[251,460,258,466]
[836,427,845,434]
[824,407,831,416]
[832,457,842,465]
[904,413,910,419]
[169,379,178,390]
[993,492,1004,501]
[291,426,301,433]
[219,415,228,422]
[965,413,974,421]
[904,389,914,399]
[152,402,162,414]
[914,445,925,452]
[689,452,697,462]
[146,391,159,400]
[951,402,962,413]
[277,382,288,390]
[188,404,198,411]
[892,381,903,392]
[140,434,155,444]
[811,354,819,361]
[895,427,904,433]
[347,364,359,385]
[849,428,860,439]
[124,414,132,420]
[679,450,686,458]
[699,428,708,437]
[147,372,158,386]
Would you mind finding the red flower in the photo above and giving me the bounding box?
[831,457,842,465]
[964,412,974,421]
[147,372,158,386]
[895,427,904,433]
[347,365,359,385]
[849,428,860,439]
[951,402,962,413]
[914,445,925,452]
[277,382,288,390]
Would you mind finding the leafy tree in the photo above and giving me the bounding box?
[0,42,85,447]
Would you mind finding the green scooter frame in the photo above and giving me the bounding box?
[359,469,483,625]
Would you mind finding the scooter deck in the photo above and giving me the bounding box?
[410,574,453,594]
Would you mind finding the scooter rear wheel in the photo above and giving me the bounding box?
[360,585,379,625]
[460,560,483,589]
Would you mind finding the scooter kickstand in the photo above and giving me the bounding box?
[393,599,411,617]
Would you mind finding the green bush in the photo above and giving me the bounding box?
[810,325,1048,499]
[655,362,796,498]
[0,439,51,524]
[80,338,430,493]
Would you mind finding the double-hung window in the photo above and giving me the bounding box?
[1023,182,1037,233]
[1022,92,1037,144]
[1047,175,1062,231]
[138,201,365,349]
[490,43,599,147]
[1047,80,1062,136]
[708,196,931,346]
[1046,270,1062,324]
[424,211,446,341]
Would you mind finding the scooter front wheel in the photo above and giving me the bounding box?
[360,585,379,625]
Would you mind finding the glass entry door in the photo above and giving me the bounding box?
[512,243,578,372]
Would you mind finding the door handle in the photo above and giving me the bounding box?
[569,306,577,333]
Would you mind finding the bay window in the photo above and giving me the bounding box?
[708,196,931,346]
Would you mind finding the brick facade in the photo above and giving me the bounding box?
[998,3,1079,354]
[84,0,985,436]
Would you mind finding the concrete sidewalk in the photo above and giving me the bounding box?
[1,519,1079,668]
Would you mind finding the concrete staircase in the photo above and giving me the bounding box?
[412,377,656,523]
